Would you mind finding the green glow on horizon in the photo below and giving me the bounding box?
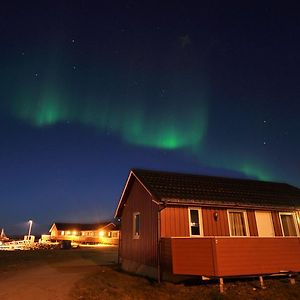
[238,163,272,181]
[201,153,273,182]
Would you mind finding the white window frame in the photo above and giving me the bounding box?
[279,212,299,237]
[133,212,140,239]
[296,211,300,232]
[227,209,250,237]
[188,208,203,237]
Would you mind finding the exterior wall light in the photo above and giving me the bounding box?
[213,212,218,221]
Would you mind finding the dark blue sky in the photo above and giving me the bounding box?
[1,1,300,234]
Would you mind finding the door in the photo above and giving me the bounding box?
[255,211,275,237]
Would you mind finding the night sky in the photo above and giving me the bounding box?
[1,2,300,235]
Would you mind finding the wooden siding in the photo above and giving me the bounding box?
[50,226,58,237]
[216,237,300,276]
[160,206,231,237]
[168,237,300,277]
[169,238,216,275]
[160,238,172,272]
[272,211,283,236]
[202,208,230,236]
[247,210,258,236]
[160,207,189,237]
[120,177,159,267]
[160,206,296,239]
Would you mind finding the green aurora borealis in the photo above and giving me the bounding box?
[13,89,208,150]
[11,87,274,181]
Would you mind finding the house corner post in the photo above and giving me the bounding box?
[219,277,224,293]
[289,274,296,285]
[259,276,265,289]
[157,207,161,283]
[117,227,121,265]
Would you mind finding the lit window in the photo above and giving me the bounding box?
[189,208,203,236]
[228,210,249,236]
[133,212,140,238]
[61,231,65,236]
[112,231,118,238]
[279,212,298,236]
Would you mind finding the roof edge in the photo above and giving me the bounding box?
[163,199,299,211]
[114,169,161,218]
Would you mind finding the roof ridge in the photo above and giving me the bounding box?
[131,168,292,186]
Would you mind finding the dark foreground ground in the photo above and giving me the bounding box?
[0,246,300,300]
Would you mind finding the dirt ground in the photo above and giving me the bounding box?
[0,246,118,300]
[1,246,300,300]
[73,266,300,300]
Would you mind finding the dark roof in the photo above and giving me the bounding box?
[53,222,115,231]
[132,169,300,208]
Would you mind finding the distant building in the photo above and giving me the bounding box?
[42,222,119,245]
[0,228,9,243]
[115,169,300,281]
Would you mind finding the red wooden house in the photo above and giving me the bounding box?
[115,169,300,282]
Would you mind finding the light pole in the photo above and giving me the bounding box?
[28,220,33,237]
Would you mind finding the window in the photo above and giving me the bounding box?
[189,208,203,236]
[279,212,298,236]
[255,211,275,237]
[112,231,119,238]
[133,212,140,238]
[228,210,249,236]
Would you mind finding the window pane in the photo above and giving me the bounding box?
[281,214,297,236]
[134,214,140,236]
[229,212,246,236]
[191,226,200,235]
[190,210,200,235]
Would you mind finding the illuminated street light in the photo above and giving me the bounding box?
[28,220,33,237]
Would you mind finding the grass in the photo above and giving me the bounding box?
[72,266,300,300]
